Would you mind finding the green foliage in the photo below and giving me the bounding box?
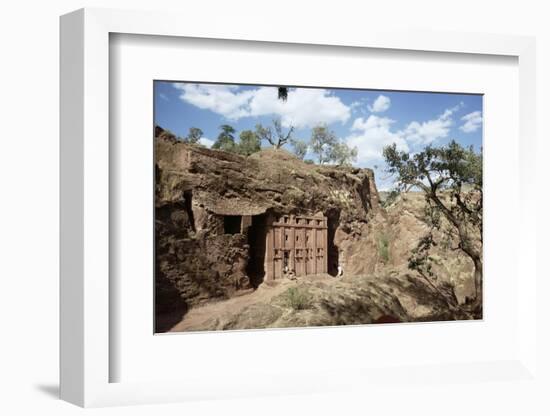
[383,140,482,194]
[383,140,483,307]
[193,125,262,156]
[191,125,262,155]
[237,130,261,156]
[329,141,358,166]
[310,124,337,164]
[186,127,203,144]
[283,287,313,310]
[408,233,436,278]
[381,190,400,208]
[309,124,357,165]
[382,140,482,236]
[212,124,237,151]
[408,232,461,309]
[377,234,390,263]
[290,138,308,160]
[304,159,315,165]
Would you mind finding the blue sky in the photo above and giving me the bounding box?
[154,81,482,190]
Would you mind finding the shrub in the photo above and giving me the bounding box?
[381,190,400,208]
[283,287,313,310]
[378,234,390,263]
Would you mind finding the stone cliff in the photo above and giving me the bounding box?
[154,128,382,331]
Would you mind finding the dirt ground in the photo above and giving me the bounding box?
[169,275,328,332]
[168,270,478,333]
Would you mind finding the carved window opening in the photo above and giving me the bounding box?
[223,215,242,235]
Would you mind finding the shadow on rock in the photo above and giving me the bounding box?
[386,274,478,321]
[155,275,188,333]
[317,283,408,326]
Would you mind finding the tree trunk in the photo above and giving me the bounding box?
[457,236,483,313]
[472,256,483,312]
[428,192,483,311]
[421,188,483,314]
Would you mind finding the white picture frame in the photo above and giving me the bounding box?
[60,7,538,408]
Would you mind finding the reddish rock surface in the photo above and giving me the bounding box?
[155,128,381,331]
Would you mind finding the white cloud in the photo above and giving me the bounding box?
[460,111,483,133]
[174,84,350,129]
[368,95,391,113]
[400,103,462,145]
[249,87,350,128]
[350,99,369,115]
[174,84,255,120]
[350,100,365,113]
[345,103,464,165]
[198,137,214,148]
[346,115,409,165]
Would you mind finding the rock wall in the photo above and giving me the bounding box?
[382,192,477,304]
[155,128,381,328]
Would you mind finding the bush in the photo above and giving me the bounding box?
[381,190,400,208]
[283,287,313,310]
[378,234,390,263]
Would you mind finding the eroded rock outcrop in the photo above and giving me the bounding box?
[382,192,477,304]
[155,128,381,329]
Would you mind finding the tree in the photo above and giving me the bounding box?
[308,124,357,165]
[407,207,463,314]
[329,141,358,166]
[255,118,294,149]
[383,140,483,311]
[290,138,308,160]
[309,124,337,164]
[212,124,236,152]
[237,130,261,156]
[186,127,203,144]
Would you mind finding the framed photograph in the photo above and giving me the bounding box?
[60,8,538,408]
[153,80,484,334]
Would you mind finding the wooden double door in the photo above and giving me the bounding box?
[265,214,327,280]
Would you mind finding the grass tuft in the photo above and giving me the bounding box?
[282,287,313,310]
[378,233,391,263]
